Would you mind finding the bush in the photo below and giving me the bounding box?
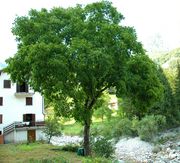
[112,118,134,138]
[136,115,166,141]
[154,115,166,131]
[91,122,114,139]
[91,137,115,158]
[43,116,62,143]
[61,143,80,152]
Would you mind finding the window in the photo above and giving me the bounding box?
[23,114,35,126]
[0,115,2,124]
[0,97,3,106]
[16,82,28,93]
[26,97,33,105]
[4,80,11,88]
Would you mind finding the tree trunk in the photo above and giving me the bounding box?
[48,135,52,144]
[83,121,91,156]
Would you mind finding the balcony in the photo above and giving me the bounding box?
[15,121,45,128]
[3,121,45,135]
[15,82,34,97]
[14,92,34,97]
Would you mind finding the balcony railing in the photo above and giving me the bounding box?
[3,121,45,135]
[15,121,45,128]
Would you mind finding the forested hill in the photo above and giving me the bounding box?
[152,48,180,69]
[148,48,180,91]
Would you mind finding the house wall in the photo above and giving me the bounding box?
[4,128,46,143]
[0,72,44,134]
[15,130,27,143]
[36,128,46,141]
[4,131,14,143]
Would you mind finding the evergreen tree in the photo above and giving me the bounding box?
[174,62,180,124]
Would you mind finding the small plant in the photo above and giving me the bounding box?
[152,145,162,153]
[91,137,115,158]
[43,115,62,143]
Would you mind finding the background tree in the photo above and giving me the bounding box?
[43,116,62,143]
[93,92,113,121]
[121,55,164,119]
[5,1,144,155]
[149,67,178,126]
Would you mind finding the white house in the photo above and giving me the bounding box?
[0,70,45,144]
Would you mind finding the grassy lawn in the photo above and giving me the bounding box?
[0,142,111,163]
[62,118,117,136]
[62,122,83,136]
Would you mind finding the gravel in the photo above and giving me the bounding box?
[115,127,180,163]
[115,137,153,162]
[51,135,82,146]
[50,127,180,163]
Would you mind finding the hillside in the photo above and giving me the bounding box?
[148,48,180,91]
[152,48,180,69]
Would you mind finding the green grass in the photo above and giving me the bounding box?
[0,142,112,163]
[62,117,117,136]
[62,122,83,136]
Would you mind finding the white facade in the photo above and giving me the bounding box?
[4,128,46,143]
[0,71,45,136]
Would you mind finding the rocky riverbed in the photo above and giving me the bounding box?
[51,127,180,163]
[115,127,180,163]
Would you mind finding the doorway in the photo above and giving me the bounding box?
[23,114,35,126]
[27,130,36,142]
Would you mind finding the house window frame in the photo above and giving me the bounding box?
[4,80,11,88]
[26,97,33,106]
[16,82,28,93]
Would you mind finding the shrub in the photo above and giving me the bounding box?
[136,115,166,141]
[61,143,80,152]
[154,115,166,131]
[43,116,62,143]
[112,118,134,138]
[91,137,115,158]
[152,145,162,153]
[91,122,114,139]
[131,117,139,136]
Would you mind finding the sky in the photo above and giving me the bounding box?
[0,0,180,63]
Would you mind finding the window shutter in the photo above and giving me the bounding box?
[23,114,26,122]
[0,115,2,124]
[0,97,3,106]
[16,84,20,92]
[32,114,35,121]
[25,84,28,92]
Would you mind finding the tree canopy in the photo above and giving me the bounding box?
[6,1,146,155]
[121,55,164,119]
